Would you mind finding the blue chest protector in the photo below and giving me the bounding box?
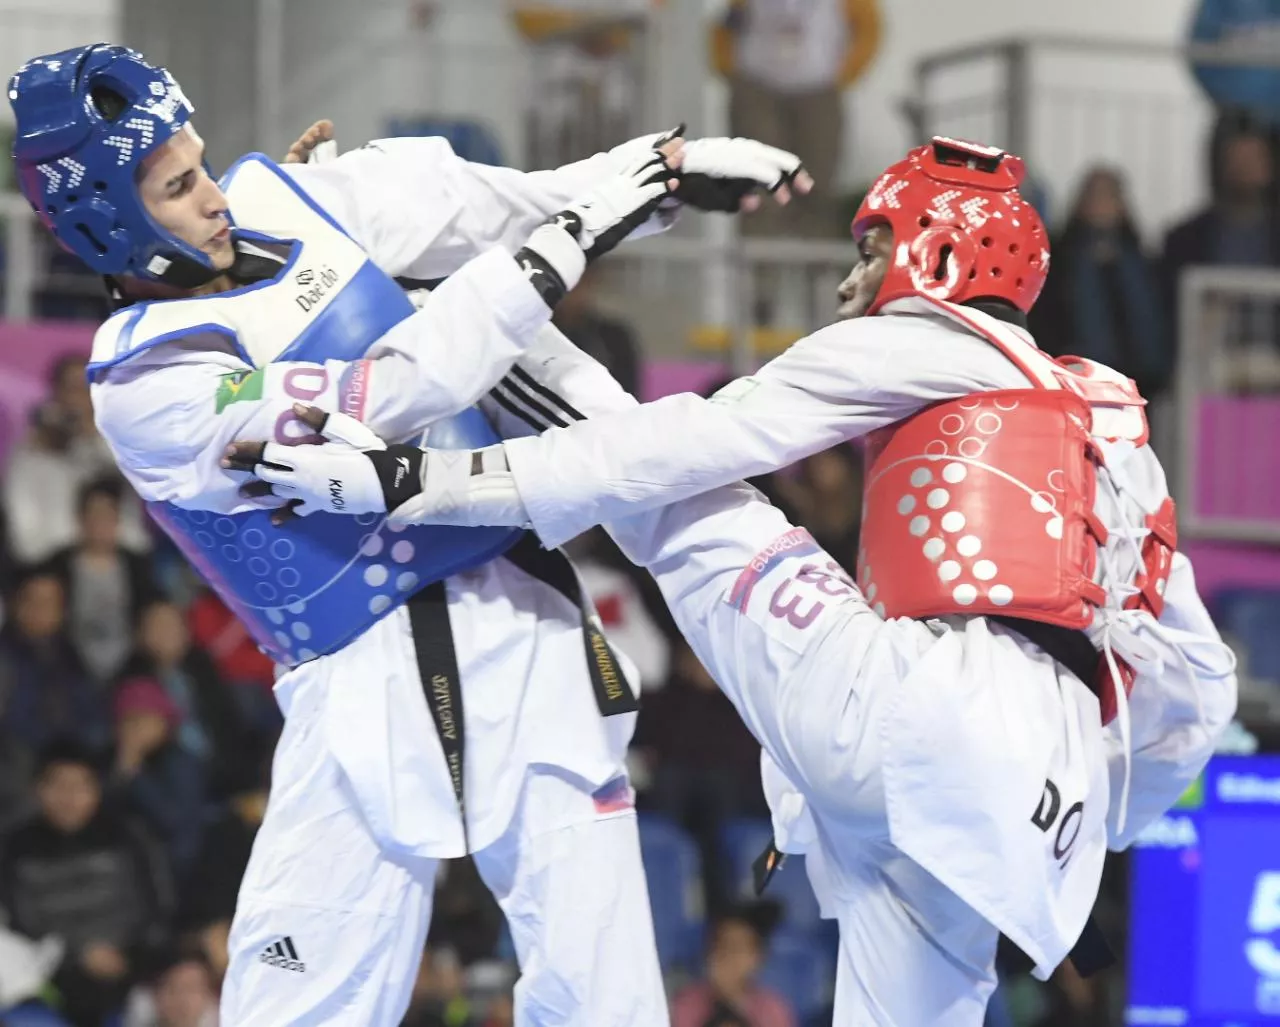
[107,156,523,665]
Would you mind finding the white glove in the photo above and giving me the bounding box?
[225,407,530,528]
[519,147,678,296]
[608,126,807,213]
[226,411,389,518]
[676,136,807,212]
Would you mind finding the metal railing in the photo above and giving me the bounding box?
[0,8,120,120]
[1177,267,1280,544]
[909,34,1213,240]
[607,231,857,372]
[522,14,652,173]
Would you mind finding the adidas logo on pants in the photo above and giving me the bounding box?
[259,936,306,973]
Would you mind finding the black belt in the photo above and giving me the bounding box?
[404,532,637,852]
[990,615,1100,698]
[406,582,470,850]
[503,533,639,718]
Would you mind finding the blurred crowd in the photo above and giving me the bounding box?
[1031,110,1280,402]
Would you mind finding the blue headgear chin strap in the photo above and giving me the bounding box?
[8,43,226,288]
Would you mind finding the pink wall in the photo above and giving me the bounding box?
[1183,540,1280,600]
[640,360,732,402]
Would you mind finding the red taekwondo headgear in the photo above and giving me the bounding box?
[852,137,1049,315]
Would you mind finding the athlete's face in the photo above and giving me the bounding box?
[138,125,234,272]
[836,223,893,320]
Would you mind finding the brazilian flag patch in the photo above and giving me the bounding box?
[215,369,264,413]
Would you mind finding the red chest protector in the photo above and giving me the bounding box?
[855,299,1178,723]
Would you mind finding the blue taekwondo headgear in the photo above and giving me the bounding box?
[8,44,223,287]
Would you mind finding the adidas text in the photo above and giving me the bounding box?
[260,937,306,973]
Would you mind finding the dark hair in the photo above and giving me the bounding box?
[1208,111,1278,204]
[706,900,781,952]
[1060,166,1142,248]
[77,474,124,517]
[35,737,103,778]
[8,564,63,602]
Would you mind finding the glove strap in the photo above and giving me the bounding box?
[365,444,427,512]
[513,242,572,310]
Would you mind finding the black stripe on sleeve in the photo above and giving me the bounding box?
[493,377,568,429]
[509,364,586,422]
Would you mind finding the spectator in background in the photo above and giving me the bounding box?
[1031,168,1172,399]
[400,947,475,1027]
[671,907,796,1027]
[1162,117,1280,386]
[634,639,766,911]
[784,445,863,574]
[552,266,641,398]
[186,585,275,688]
[110,679,206,877]
[177,735,272,982]
[121,953,218,1027]
[425,859,505,970]
[1165,116,1279,275]
[712,0,881,240]
[4,355,150,566]
[43,478,162,684]
[0,570,108,758]
[0,740,171,1027]
[116,600,249,801]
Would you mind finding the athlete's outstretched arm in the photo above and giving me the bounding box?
[285,135,674,281]
[286,131,809,282]
[219,316,1023,539]
[92,149,681,514]
[91,249,551,514]
[494,315,1025,547]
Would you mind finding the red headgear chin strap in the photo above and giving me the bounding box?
[852,137,1049,315]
